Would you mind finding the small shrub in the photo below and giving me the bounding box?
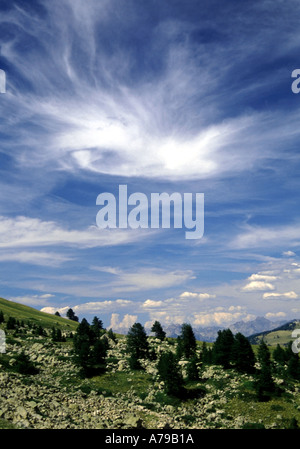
[14,351,39,375]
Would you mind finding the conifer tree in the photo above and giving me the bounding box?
[66,308,79,322]
[177,323,197,359]
[157,350,184,396]
[91,316,103,341]
[186,354,200,381]
[285,342,300,380]
[73,318,107,376]
[126,322,149,370]
[232,332,256,374]
[273,344,287,366]
[212,329,234,369]
[200,341,213,365]
[255,339,275,401]
[151,321,166,341]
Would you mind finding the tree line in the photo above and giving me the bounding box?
[124,321,300,401]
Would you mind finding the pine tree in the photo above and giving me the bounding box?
[186,354,200,381]
[91,316,103,341]
[73,318,92,373]
[213,329,235,369]
[232,332,256,374]
[151,321,166,341]
[273,344,287,366]
[255,340,275,401]
[66,308,79,322]
[157,350,184,396]
[90,339,107,373]
[257,339,272,368]
[200,341,213,365]
[107,328,117,343]
[0,310,4,324]
[6,316,17,330]
[285,342,300,380]
[126,323,149,370]
[178,323,197,359]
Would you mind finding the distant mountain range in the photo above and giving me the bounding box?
[161,316,289,342]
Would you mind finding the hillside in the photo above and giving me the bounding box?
[0,297,300,430]
[248,320,300,346]
[0,297,78,332]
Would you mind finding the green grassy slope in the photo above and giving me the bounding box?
[248,320,300,347]
[0,296,78,332]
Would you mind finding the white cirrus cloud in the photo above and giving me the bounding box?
[0,215,143,249]
[0,251,73,267]
[263,291,298,300]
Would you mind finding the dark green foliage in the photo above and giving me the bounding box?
[212,329,235,369]
[273,344,287,365]
[54,311,61,317]
[177,323,196,360]
[232,332,256,374]
[126,323,149,369]
[66,308,79,322]
[6,316,17,330]
[255,340,276,401]
[91,316,103,340]
[286,348,300,380]
[289,418,299,429]
[151,321,166,341]
[73,318,107,377]
[257,340,272,368]
[0,310,4,324]
[200,341,213,365]
[186,354,200,381]
[255,363,276,402]
[51,327,65,342]
[34,325,46,336]
[157,350,184,396]
[14,351,39,375]
[107,328,117,343]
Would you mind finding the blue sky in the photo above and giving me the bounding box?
[1,0,300,332]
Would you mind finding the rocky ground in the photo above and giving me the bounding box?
[1,334,300,429]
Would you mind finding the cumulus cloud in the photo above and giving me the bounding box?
[242,281,275,292]
[41,306,71,316]
[265,312,286,319]
[248,273,278,282]
[179,291,216,300]
[192,310,250,327]
[109,313,137,332]
[142,299,164,308]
